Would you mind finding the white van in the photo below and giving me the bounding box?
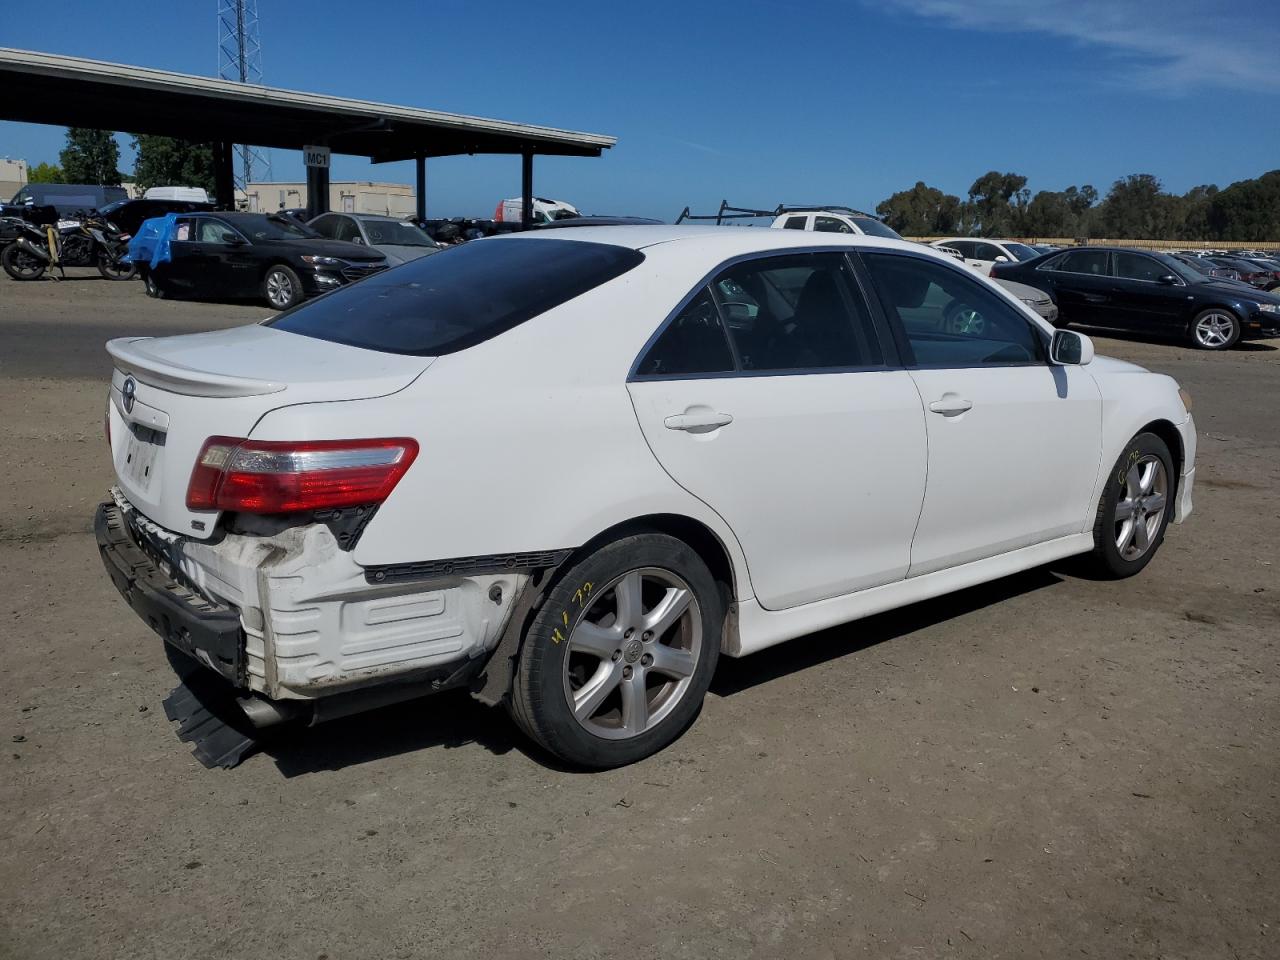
[494,197,579,224]
[143,186,210,203]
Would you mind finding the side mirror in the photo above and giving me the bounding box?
[1157,274,1179,285]
[1051,329,1094,366]
[993,255,1010,263]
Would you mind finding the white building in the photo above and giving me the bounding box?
[243,180,416,217]
[0,158,29,201]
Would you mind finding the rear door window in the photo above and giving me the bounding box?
[783,216,809,230]
[267,237,644,356]
[1055,250,1109,275]
[634,288,735,377]
[713,253,883,371]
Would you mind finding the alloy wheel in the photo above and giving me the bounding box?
[561,567,703,740]
[1114,455,1168,561]
[266,270,294,307]
[1194,311,1235,348]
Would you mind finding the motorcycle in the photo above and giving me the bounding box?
[1,206,137,281]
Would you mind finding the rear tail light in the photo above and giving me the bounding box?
[186,437,419,514]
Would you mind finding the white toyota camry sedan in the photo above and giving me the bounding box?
[97,226,1196,768]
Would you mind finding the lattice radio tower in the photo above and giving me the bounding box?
[217,0,273,191]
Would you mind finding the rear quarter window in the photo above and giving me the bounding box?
[267,237,644,356]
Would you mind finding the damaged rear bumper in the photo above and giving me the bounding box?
[94,491,532,702]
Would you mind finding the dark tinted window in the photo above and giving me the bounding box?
[1114,252,1168,282]
[334,217,363,243]
[814,216,853,234]
[849,217,903,240]
[309,214,340,239]
[783,216,808,230]
[948,240,975,257]
[972,242,1003,261]
[712,253,882,371]
[635,287,734,377]
[268,237,644,356]
[864,253,1046,367]
[1055,250,1109,275]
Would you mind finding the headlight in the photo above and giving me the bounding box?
[1178,388,1193,413]
[301,255,343,267]
[1257,303,1279,314]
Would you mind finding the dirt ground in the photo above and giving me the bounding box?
[1,271,1278,960]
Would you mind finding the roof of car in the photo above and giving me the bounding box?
[515,223,934,257]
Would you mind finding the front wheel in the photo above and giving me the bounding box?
[509,533,723,768]
[1190,308,1240,350]
[263,264,304,310]
[2,242,47,281]
[1084,432,1175,579]
[98,251,137,281]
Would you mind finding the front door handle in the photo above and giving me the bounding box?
[664,411,734,432]
[928,397,973,417]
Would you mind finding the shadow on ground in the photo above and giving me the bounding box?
[255,566,1065,776]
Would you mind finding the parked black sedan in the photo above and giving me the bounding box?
[991,246,1280,349]
[140,212,387,309]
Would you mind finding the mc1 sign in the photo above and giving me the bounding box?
[303,145,331,169]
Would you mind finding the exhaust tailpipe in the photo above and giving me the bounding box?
[237,682,437,730]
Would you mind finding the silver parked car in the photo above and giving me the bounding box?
[307,212,442,266]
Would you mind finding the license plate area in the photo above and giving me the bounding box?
[122,422,166,495]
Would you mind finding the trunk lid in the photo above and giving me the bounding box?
[107,325,432,538]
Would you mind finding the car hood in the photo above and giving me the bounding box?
[1196,277,1280,302]
[375,244,440,265]
[263,237,386,262]
[1088,354,1149,375]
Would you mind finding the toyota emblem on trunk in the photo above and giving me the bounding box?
[122,376,136,414]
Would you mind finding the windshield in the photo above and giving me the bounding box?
[98,199,128,216]
[1175,256,1215,276]
[359,219,437,247]
[1004,242,1041,261]
[230,214,319,241]
[267,237,645,356]
[850,217,903,240]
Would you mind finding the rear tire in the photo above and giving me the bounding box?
[508,533,722,769]
[141,268,168,299]
[263,264,304,310]
[1189,308,1240,350]
[2,242,47,281]
[1084,432,1175,579]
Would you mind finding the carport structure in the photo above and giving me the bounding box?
[0,48,615,224]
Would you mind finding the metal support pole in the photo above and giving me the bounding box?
[305,163,330,220]
[415,155,426,222]
[521,150,533,230]
[213,141,235,210]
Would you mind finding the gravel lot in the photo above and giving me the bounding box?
[2,271,1278,960]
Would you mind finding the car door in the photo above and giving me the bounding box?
[859,251,1101,576]
[1108,251,1190,333]
[627,251,928,610]
[162,216,205,289]
[196,217,260,296]
[1035,249,1112,325]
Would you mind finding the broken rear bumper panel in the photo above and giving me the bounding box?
[95,500,245,684]
[95,491,531,701]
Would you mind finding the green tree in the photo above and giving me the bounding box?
[130,135,216,195]
[1204,172,1280,242]
[26,162,64,183]
[875,181,963,236]
[1180,184,1218,240]
[1099,174,1166,239]
[966,171,1028,236]
[58,128,122,185]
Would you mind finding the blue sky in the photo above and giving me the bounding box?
[3,0,1278,219]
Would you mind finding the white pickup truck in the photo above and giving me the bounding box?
[770,207,904,240]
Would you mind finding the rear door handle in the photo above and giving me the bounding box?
[664,411,734,432]
[928,397,973,417]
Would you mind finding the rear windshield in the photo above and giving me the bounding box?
[266,237,645,356]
